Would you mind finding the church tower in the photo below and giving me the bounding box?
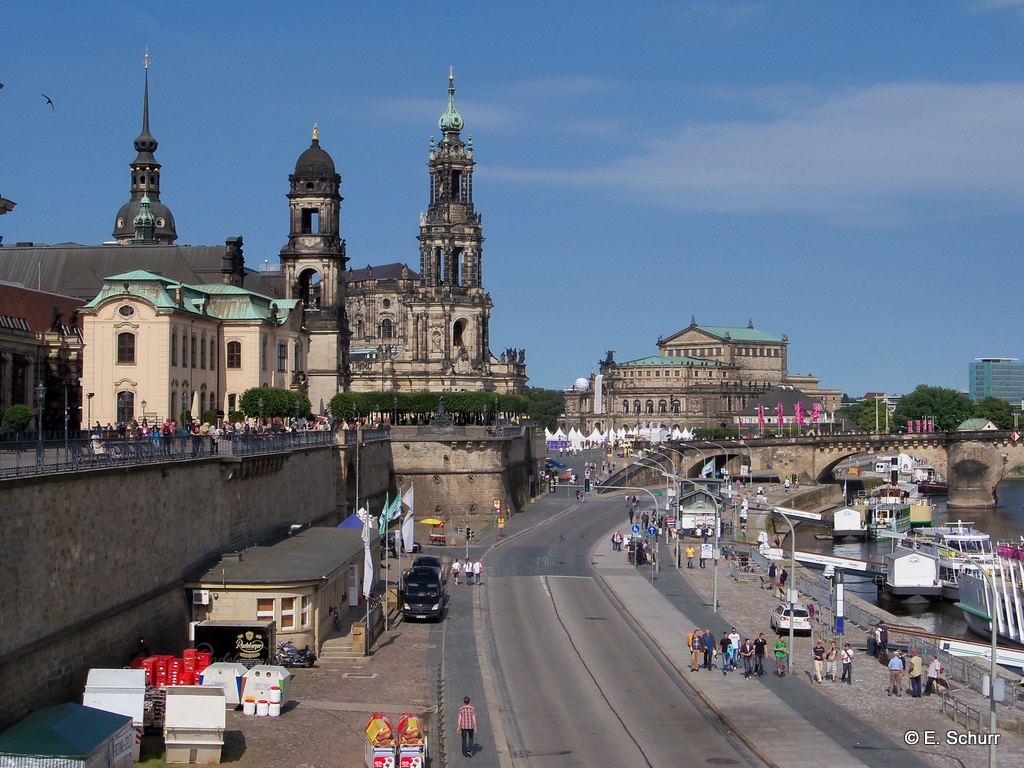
[413,70,492,373]
[113,54,177,244]
[279,125,349,408]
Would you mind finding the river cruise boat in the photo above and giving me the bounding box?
[892,521,995,600]
[853,486,912,539]
[956,544,1024,645]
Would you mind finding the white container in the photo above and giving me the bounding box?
[268,701,281,717]
[82,668,147,763]
[163,686,226,764]
[269,685,282,704]
[256,699,269,717]
[243,698,256,716]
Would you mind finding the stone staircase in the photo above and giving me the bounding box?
[317,606,405,666]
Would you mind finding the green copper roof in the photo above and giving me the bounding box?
[694,325,783,343]
[619,355,724,368]
[438,70,464,136]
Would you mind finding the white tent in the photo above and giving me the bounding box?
[616,427,627,440]
[545,428,555,442]
[587,427,605,444]
[671,426,684,440]
[568,428,585,450]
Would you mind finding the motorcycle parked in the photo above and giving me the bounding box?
[274,641,316,668]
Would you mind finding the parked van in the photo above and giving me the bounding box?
[402,567,447,622]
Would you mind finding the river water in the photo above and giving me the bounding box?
[794,477,1024,639]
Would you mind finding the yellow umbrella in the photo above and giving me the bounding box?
[419,518,444,526]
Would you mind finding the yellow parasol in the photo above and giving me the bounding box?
[419,518,444,526]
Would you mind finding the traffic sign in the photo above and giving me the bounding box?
[654,491,662,498]
[631,524,641,534]
[666,517,677,529]
[648,526,658,536]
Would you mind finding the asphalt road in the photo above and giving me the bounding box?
[439,469,760,768]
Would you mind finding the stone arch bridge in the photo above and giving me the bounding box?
[626,432,1024,509]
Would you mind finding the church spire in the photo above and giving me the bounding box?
[438,67,464,141]
[113,53,177,244]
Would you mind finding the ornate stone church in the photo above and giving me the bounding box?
[278,72,527,404]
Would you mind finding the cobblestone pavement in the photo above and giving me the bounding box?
[671,527,1024,768]
[140,613,435,768]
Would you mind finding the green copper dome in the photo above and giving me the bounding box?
[438,70,464,136]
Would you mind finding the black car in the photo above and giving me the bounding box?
[413,555,445,580]
[402,566,447,622]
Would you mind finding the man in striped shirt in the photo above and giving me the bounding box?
[458,696,477,757]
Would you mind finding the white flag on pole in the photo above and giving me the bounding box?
[360,506,374,598]
[401,485,415,552]
[700,459,715,477]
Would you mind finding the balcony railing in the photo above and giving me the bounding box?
[0,430,338,479]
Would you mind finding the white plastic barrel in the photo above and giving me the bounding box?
[256,699,269,716]
[243,698,256,716]
[269,685,282,703]
[268,701,281,717]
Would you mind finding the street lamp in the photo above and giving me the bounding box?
[63,377,70,453]
[393,396,398,427]
[977,566,1000,768]
[774,508,798,675]
[258,396,265,427]
[141,399,147,425]
[86,392,94,433]
[36,381,46,462]
[181,391,188,427]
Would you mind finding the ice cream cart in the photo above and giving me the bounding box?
[397,713,428,768]
[423,519,446,546]
[365,712,396,768]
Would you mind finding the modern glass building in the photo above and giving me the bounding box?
[969,358,1024,404]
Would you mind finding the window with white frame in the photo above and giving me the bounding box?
[280,597,296,630]
[256,597,274,623]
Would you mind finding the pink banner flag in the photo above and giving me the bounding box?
[776,403,784,426]
[907,420,914,433]
[916,420,923,433]
[812,403,820,423]
[758,406,765,428]
[927,419,933,432]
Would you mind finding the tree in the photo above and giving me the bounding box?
[523,388,565,432]
[839,398,889,432]
[892,385,974,432]
[974,396,1015,430]
[239,387,311,420]
[3,404,32,432]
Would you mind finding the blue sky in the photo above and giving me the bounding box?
[3,1,1024,398]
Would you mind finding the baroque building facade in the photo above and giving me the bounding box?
[561,319,840,433]
[342,73,526,395]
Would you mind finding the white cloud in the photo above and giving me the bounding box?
[674,2,766,29]
[962,0,1024,16]
[489,82,1024,223]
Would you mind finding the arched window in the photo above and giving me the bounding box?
[210,339,217,371]
[227,341,241,369]
[116,332,136,365]
[277,343,288,372]
[171,332,177,366]
[261,337,267,371]
[622,400,629,414]
[200,392,207,414]
[633,400,641,415]
[658,400,667,414]
[645,400,654,414]
[671,399,681,414]
[209,392,217,415]
[200,336,207,369]
[116,390,134,424]
[190,334,197,368]
[380,318,394,339]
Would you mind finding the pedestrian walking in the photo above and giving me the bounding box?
[887,649,905,696]
[875,620,888,658]
[719,632,732,675]
[908,650,923,697]
[774,637,788,677]
[812,640,825,684]
[451,559,461,586]
[924,655,941,695]
[841,643,854,684]
[825,641,839,682]
[689,628,703,672]
[703,629,715,670]
[473,560,483,585]
[728,628,741,671]
[753,633,768,678]
[458,696,477,757]
[740,638,755,679]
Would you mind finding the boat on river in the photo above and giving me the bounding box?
[888,521,995,600]
[956,543,1024,645]
[853,486,912,539]
[831,505,867,540]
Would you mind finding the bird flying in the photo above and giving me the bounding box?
[41,93,54,110]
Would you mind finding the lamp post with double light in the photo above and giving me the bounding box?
[36,381,46,464]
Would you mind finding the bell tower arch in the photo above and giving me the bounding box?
[279,125,349,405]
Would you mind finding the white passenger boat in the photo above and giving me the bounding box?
[853,486,912,539]
[956,544,1024,645]
[893,521,995,600]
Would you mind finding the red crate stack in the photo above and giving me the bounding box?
[194,651,213,674]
